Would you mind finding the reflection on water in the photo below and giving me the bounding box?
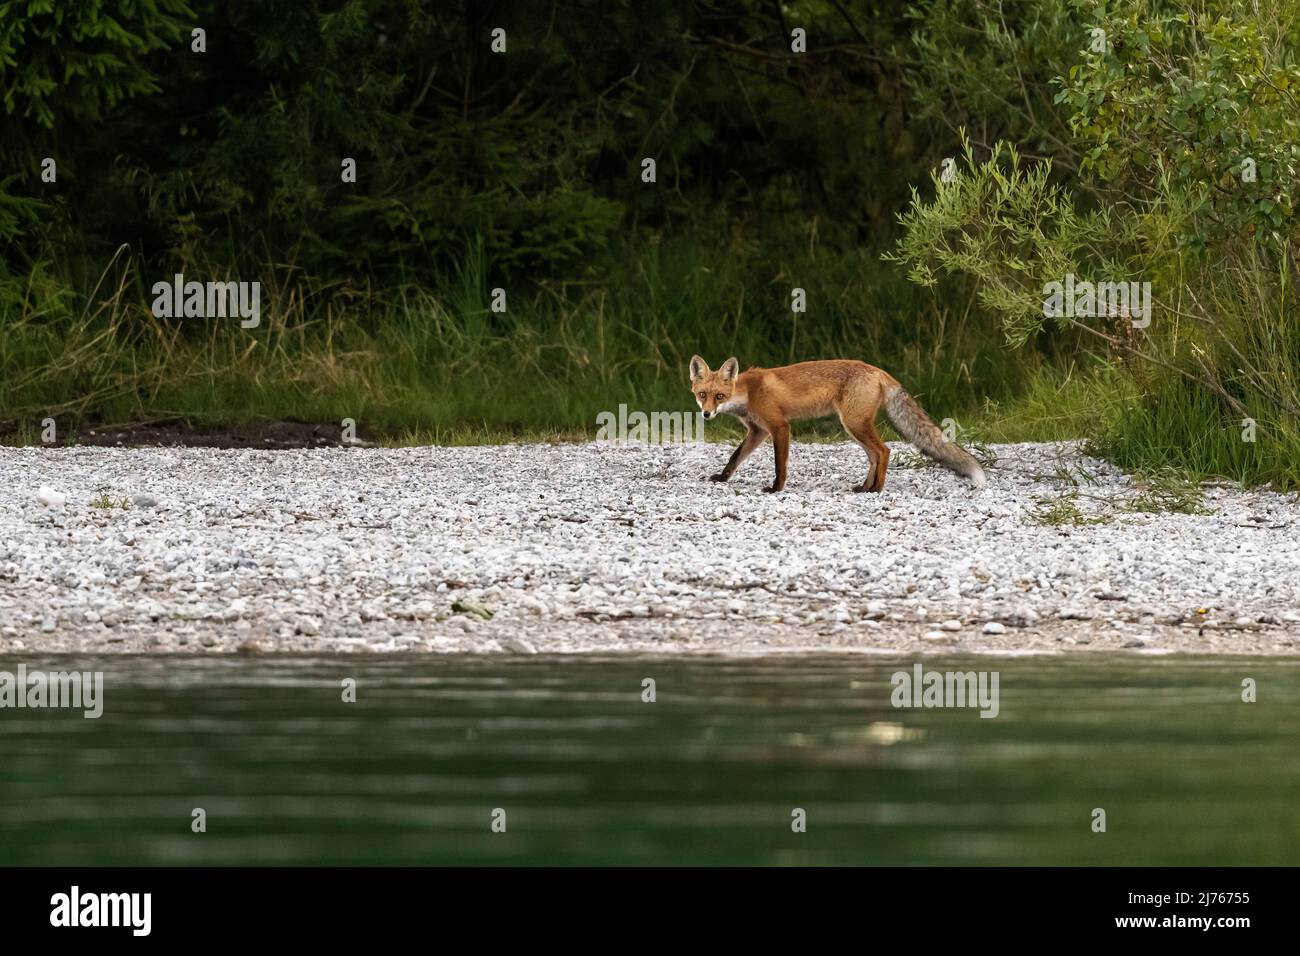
[1,654,1297,865]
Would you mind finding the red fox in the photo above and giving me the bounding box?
[689,355,986,493]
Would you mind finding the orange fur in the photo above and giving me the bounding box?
[688,355,985,493]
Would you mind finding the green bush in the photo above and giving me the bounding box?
[890,0,1300,486]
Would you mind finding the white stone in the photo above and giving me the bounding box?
[37,486,66,508]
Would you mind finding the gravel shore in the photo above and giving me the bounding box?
[2,440,1298,655]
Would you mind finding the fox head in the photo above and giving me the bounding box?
[689,355,739,419]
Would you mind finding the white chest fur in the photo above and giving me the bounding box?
[716,396,749,417]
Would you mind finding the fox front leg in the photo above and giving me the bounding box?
[765,423,790,493]
[710,424,767,482]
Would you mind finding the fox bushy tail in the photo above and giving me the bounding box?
[883,387,986,488]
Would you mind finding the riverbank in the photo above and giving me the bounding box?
[2,441,1297,654]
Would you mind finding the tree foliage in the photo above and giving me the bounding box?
[1,0,925,286]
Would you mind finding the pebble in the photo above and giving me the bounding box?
[37,486,66,508]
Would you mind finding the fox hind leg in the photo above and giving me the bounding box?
[840,413,890,493]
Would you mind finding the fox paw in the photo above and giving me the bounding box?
[709,473,730,483]
[852,483,881,493]
[763,484,782,494]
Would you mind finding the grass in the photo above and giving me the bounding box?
[1091,373,1300,491]
[1028,493,1113,527]
[1082,251,1300,491]
[3,232,1296,497]
[1027,469,1209,527]
[90,493,130,509]
[0,233,1090,446]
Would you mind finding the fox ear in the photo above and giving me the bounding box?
[689,354,709,381]
[719,357,739,382]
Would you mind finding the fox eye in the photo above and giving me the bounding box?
[697,391,706,400]
[714,393,724,401]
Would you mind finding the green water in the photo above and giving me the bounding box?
[1,654,1297,865]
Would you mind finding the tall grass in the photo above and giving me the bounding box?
[0,232,1088,445]
[9,230,1292,492]
[1090,250,1300,489]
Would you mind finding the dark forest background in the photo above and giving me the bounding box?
[1,0,1297,486]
